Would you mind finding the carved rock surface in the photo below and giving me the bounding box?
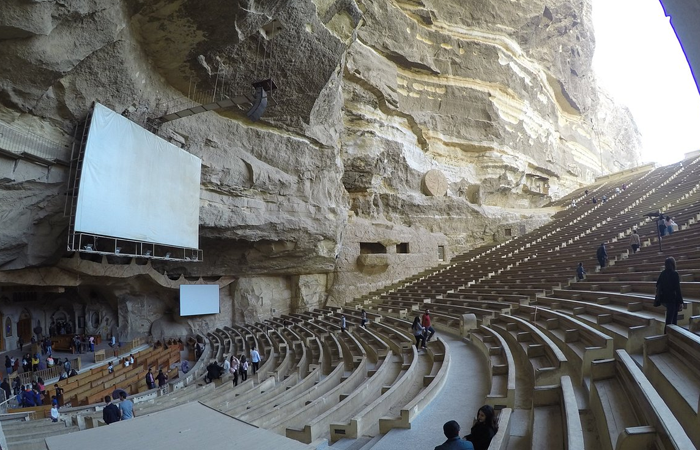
[0,0,642,326]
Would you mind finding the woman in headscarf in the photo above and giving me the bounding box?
[656,257,684,328]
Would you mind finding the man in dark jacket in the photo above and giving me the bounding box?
[102,395,120,424]
[1,378,11,401]
[596,243,607,268]
[435,420,474,450]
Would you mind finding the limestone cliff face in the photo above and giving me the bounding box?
[0,0,641,337]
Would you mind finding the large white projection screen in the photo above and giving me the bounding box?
[74,103,202,249]
[180,285,220,316]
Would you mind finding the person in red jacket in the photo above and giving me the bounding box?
[422,310,435,342]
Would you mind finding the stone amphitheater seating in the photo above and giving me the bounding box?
[10,159,700,449]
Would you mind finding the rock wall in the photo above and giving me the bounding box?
[0,0,642,343]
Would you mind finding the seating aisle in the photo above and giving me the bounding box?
[368,333,489,450]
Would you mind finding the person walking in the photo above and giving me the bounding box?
[629,230,641,254]
[665,216,674,235]
[656,257,684,328]
[576,262,586,281]
[422,310,436,342]
[412,316,426,350]
[596,243,607,268]
[658,216,667,238]
[156,369,168,390]
[360,309,368,328]
[250,346,261,375]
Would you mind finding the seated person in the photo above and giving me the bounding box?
[435,420,473,450]
[22,386,36,407]
[465,405,498,450]
[180,360,190,374]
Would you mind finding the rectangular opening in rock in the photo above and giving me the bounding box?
[360,242,387,254]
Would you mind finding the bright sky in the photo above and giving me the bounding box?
[592,0,700,165]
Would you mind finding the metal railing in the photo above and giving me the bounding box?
[0,120,71,164]
[8,356,81,387]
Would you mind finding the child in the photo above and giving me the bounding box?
[50,399,59,422]
[576,262,586,281]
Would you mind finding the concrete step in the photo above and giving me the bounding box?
[6,425,78,447]
[331,437,372,450]
[2,419,67,434]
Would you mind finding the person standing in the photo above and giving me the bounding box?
[145,368,156,390]
[1,378,10,401]
[360,309,368,328]
[656,257,684,328]
[88,336,95,352]
[239,355,248,381]
[422,310,436,342]
[4,356,11,375]
[340,315,347,332]
[102,395,120,424]
[230,355,239,386]
[629,230,641,254]
[596,243,607,268]
[118,392,135,420]
[53,384,64,406]
[250,346,261,375]
[156,369,168,390]
[576,263,586,281]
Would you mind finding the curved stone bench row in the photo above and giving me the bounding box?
[470,325,516,408]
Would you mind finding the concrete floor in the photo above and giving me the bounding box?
[369,332,490,450]
[45,401,310,450]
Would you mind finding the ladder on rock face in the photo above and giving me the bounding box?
[63,106,94,251]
